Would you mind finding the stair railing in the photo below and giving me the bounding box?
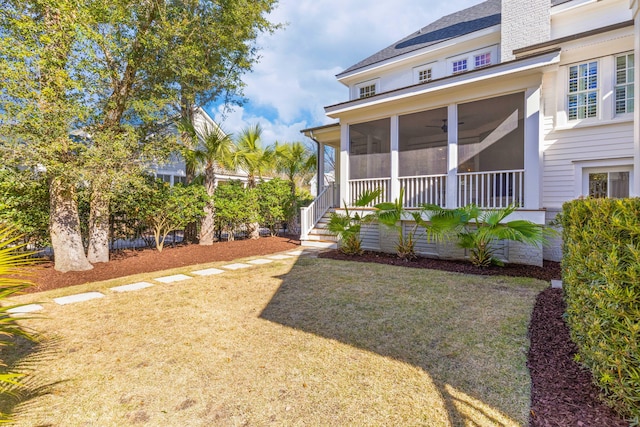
[300,184,335,240]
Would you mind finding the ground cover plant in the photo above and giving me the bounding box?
[6,256,546,426]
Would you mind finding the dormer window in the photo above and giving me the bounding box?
[418,69,432,82]
[452,59,468,74]
[354,80,379,100]
[359,84,376,98]
[447,45,498,76]
[414,63,435,84]
[474,52,491,68]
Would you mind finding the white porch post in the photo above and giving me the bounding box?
[632,0,640,196]
[390,115,400,202]
[340,123,350,206]
[317,141,325,195]
[446,104,458,208]
[524,86,543,209]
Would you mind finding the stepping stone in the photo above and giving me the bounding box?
[286,250,305,256]
[267,254,293,260]
[191,267,225,276]
[54,292,105,306]
[110,282,154,293]
[154,274,192,284]
[551,280,563,289]
[247,258,273,265]
[7,304,44,314]
[220,263,251,270]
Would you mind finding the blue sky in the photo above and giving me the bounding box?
[205,0,485,146]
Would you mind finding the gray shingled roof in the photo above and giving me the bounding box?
[337,0,502,77]
[337,0,572,77]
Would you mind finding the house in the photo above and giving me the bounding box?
[301,0,639,266]
[150,107,252,186]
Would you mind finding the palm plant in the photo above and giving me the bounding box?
[232,124,274,239]
[274,141,316,234]
[0,228,36,422]
[421,203,549,267]
[194,122,235,245]
[372,189,423,260]
[327,189,381,255]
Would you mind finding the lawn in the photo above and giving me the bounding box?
[3,255,547,426]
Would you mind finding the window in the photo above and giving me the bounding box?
[157,174,172,183]
[615,53,634,115]
[588,171,629,198]
[452,59,468,74]
[568,61,598,120]
[418,68,432,82]
[359,84,376,99]
[174,176,187,185]
[474,52,491,68]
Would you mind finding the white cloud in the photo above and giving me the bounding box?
[216,1,486,143]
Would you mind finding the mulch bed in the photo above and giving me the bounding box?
[27,242,630,426]
[319,249,629,427]
[318,249,561,281]
[27,236,300,293]
[528,289,628,427]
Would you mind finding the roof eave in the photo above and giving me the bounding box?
[325,48,562,117]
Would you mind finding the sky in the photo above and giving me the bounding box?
[205,0,486,147]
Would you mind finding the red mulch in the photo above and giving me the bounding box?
[27,236,300,293]
[318,250,629,427]
[26,242,629,426]
[528,289,628,427]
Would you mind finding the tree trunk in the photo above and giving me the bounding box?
[199,166,216,245]
[87,187,110,263]
[49,178,93,272]
[288,182,299,235]
[248,222,260,239]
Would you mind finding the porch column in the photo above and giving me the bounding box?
[340,123,350,207]
[446,104,458,208]
[317,141,325,195]
[390,115,400,202]
[632,0,640,196]
[524,86,543,209]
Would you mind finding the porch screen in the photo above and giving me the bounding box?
[349,118,390,179]
[457,92,524,172]
[399,107,448,176]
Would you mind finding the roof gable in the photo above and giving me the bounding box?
[337,0,502,77]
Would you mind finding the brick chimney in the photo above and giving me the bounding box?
[501,0,551,61]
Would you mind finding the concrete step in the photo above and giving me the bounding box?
[301,240,337,249]
[305,232,338,242]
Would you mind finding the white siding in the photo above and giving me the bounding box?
[543,123,634,208]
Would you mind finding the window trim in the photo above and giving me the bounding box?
[573,158,634,198]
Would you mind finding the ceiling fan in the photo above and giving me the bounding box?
[425,119,464,133]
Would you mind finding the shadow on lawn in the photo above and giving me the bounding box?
[0,334,63,423]
[260,257,537,426]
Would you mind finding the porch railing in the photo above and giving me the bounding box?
[457,169,524,208]
[300,184,336,240]
[400,174,447,208]
[349,178,390,207]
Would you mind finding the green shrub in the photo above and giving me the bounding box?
[560,198,640,423]
[255,178,293,236]
[213,181,258,241]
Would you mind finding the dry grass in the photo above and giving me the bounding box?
[4,255,547,426]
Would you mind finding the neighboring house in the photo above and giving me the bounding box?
[309,171,335,197]
[301,0,640,266]
[149,107,252,186]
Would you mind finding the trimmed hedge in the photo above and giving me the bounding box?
[560,198,640,423]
